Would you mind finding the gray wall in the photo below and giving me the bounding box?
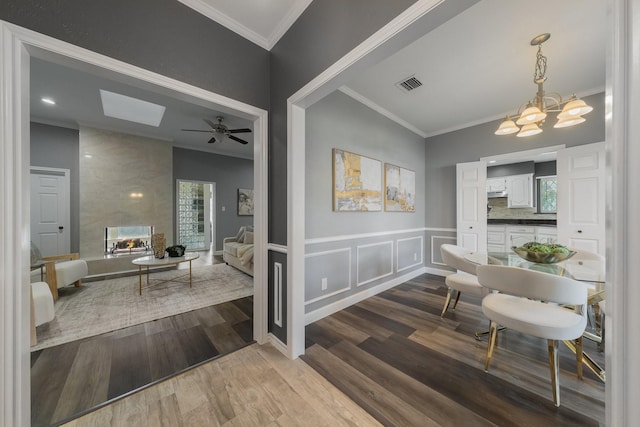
[0,0,269,111]
[30,122,80,253]
[268,0,419,245]
[424,92,606,229]
[173,148,253,250]
[304,91,425,313]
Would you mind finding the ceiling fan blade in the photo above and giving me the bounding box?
[207,136,216,144]
[228,135,249,145]
[181,129,213,132]
[203,118,218,129]
[227,128,252,134]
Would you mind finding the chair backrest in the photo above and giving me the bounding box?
[440,244,477,275]
[476,264,587,306]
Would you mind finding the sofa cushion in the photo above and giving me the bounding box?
[224,241,252,257]
[235,226,246,243]
[53,260,88,287]
[244,231,254,244]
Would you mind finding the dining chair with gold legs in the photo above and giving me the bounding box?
[439,244,490,318]
[477,264,588,407]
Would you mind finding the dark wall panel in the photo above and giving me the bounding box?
[0,0,269,110]
[268,250,287,343]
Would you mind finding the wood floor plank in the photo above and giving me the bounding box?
[203,322,249,354]
[303,343,442,426]
[52,337,113,422]
[359,333,598,426]
[328,339,498,427]
[146,328,190,380]
[176,325,220,366]
[214,301,250,325]
[344,304,416,337]
[107,331,153,400]
[31,340,81,427]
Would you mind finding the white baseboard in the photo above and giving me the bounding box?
[304,266,427,325]
[424,266,452,277]
[266,333,289,356]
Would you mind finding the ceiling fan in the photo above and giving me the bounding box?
[181,116,252,144]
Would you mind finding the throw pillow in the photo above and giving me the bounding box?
[244,231,254,244]
[235,226,246,242]
[30,241,42,265]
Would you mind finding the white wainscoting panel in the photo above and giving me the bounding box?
[356,240,393,287]
[304,247,351,304]
[397,235,423,272]
[431,235,457,266]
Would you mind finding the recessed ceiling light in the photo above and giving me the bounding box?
[41,97,56,105]
[99,89,166,127]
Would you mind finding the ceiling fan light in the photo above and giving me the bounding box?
[558,99,593,119]
[516,106,546,125]
[517,123,542,137]
[554,115,586,128]
[495,118,519,135]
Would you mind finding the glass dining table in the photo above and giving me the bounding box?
[464,251,606,382]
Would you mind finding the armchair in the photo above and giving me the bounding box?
[40,252,88,301]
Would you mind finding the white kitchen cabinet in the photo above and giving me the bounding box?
[536,226,558,244]
[507,174,534,208]
[486,178,507,192]
[507,226,535,247]
[487,225,506,252]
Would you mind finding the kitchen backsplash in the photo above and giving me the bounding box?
[487,197,557,220]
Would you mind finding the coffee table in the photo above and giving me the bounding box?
[132,253,200,295]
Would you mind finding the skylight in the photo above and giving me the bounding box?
[99,89,166,127]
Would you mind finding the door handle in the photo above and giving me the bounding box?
[577,230,583,233]
[58,226,64,230]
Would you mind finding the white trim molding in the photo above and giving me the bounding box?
[397,235,424,273]
[304,247,352,305]
[0,19,269,425]
[306,227,426,245]
[356,240,394,287]
[430,235,457,266]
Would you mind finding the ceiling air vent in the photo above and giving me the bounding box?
[395,75,423,92]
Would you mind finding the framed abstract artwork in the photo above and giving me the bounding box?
[384,163,416,212]
[333,148,382,212]
[238,188,254,215]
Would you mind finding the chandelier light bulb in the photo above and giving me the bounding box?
[517,123,542,137]
[558,99,593,119]
[516,106,547,125]
[554,115,586,128]
[494,118,519,135]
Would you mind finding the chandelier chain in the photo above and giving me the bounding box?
[533,45,547,84]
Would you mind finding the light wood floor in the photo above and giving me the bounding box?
[61,344,380,427]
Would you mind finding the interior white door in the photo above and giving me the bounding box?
[30,167,70,257]
[557,142,606,255]
[456,161,487,252]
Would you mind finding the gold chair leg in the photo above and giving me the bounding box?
[440,288,454,318]
[451,290,462,310]
[575,337,584,380]
[547,339,560,407]
[484,321,498,372]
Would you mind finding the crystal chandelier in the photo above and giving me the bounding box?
[495,33,593,137]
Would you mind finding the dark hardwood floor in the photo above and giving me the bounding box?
[302,273,605,427]
[31,296,254,427]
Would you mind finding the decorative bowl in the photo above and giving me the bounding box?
[166,245,186,257]
[511,246,576,264]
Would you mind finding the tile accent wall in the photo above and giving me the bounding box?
[79,127,173,258]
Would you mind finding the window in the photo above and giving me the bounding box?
[538,176,557,213]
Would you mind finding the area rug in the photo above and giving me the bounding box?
[32,263,253,351]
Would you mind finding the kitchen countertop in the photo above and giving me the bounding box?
[487,218,557,226]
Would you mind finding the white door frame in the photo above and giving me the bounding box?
[0,20,268,426]
[285,1,638,426]
[30,166,71,255]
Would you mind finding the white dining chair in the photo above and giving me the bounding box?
[439,244,491,318]
[477,264,588,407]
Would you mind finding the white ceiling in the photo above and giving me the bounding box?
[30,0,606,161]
[178,0,313,50]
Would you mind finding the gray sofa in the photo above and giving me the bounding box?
[223,226,254,276]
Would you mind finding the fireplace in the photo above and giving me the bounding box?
[105,226,153,255]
